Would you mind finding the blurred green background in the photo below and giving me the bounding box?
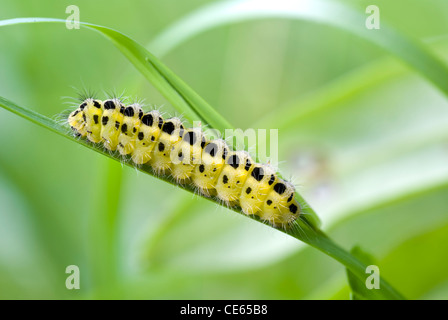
[1,0,448,299]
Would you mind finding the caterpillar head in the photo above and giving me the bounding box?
[68,104,87,137]
[69,98,104,142]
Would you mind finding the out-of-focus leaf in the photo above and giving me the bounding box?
[380,223,448,299]
[0,17,405,300]
[276,67,448,226]
[255,58,406,130]
[149,0,448,97]
[0,167,58,298]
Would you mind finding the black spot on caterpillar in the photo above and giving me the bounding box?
[274,182,286,195]
[142,114,153,126]
[227,154,239,169]
[124,106,134,117]
[162,121,175,135]
[204,143,218,157]
[251,167,264,182]
[104,100,115,110]
[93,100,101,108]
[183,131,197,146]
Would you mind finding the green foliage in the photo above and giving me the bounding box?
[0,0,447,300]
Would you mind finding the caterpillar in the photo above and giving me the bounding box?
[67,97,301,228]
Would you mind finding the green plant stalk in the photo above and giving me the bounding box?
[0,95,405,299]
[300,229,402,300]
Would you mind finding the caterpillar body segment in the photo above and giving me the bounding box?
[171,128,206,183]
[67,97,301,228]
[215,151,254,205]
[83,99,103,143]
[100,99,125,151]
[239,164,277,216]
[131,110,163,165]
[117,104,144,156]
[192,139,228,197]
[260,179,299,227]
[149,117,184,174]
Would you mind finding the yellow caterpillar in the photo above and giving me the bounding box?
[68,97,300,228]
